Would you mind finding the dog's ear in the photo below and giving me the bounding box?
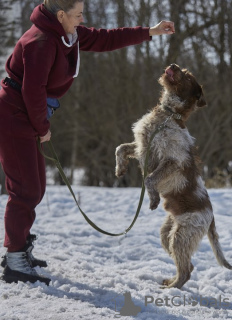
[196,87,207,108]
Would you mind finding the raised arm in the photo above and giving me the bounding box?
[78,20,174,52]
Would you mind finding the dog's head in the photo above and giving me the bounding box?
[159,64,207,110]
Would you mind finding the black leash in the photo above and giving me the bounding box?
[37,115,174,236]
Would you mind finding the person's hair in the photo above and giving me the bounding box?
[43,0,84,14]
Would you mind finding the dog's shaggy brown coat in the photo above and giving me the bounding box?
[115,64,232,289]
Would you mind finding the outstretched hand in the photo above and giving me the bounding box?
[149,21,175,36]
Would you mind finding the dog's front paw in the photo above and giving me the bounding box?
[144,176,160,210]
[149,195,160,210]
[115,166,127,178]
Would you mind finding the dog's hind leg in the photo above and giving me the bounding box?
[164,237,193,289]
[160,214,180,287]
[115,142,136,177]
[162,263,194,287]
[163,223,205,289]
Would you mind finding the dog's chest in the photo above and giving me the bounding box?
[132,113,195,166]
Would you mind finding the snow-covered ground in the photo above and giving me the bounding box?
[0,186,232,319]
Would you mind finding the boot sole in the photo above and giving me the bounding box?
[1,256,47,268]
[1,267,50,286]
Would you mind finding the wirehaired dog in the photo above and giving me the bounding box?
[115,64,232,289]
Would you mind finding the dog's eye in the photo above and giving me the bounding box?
[186,78,191,81]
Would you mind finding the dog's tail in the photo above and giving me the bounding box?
[207,218,232,269]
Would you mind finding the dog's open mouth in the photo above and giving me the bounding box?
[165,67,175,82]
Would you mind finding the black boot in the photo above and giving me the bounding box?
[0,251,50,285]
[1,234,47,268]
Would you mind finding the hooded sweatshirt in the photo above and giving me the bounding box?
[0,4,151,136]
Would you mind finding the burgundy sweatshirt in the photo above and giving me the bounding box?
[0,4,151,136]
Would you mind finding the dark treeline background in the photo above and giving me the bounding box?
[0,0,232,191]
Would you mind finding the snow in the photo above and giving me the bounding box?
[0,186,232,319]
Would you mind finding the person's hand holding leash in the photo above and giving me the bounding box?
[40,130,51,143]
[149,21,175,36]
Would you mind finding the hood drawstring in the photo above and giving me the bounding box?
[61,36,72,47]
[61,32,80,78]
[73,41,80,78]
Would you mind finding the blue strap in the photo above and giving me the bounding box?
[47,98,60,119]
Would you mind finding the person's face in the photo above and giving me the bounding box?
[57,2,84,34]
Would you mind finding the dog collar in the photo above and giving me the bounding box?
[164,106,182,120]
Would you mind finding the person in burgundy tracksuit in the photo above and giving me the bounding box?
[0,0,175,284]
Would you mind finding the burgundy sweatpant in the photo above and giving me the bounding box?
[0,96,46,252]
